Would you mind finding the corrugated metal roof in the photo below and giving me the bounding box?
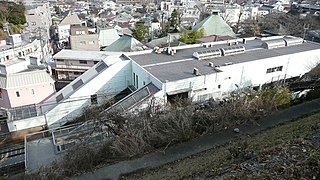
[0,70,54,89]
[53,49,108,61]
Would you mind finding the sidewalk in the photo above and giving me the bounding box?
[73,99,320,180]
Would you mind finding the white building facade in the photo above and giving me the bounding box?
[6,36,320,132]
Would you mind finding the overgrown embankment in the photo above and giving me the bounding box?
[25,87,293,179]
[123,111,320,179]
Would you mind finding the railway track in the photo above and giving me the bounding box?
[0,142,25,176]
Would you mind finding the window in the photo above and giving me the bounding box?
[136,74,138,89]
[80,41,86,45]
[72,80,84,90]
[277,66,283,71]
[88,41,95,45]
[79,60,87,64]
[266,66,283,73]
[56,59,64,62]
[133,73,136,86]
[91,94,98,105]
[30,89,35,95]
[218,85,221,89]
[56,94,64,102]
[16,91,20,97]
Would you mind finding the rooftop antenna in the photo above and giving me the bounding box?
[303,24,310,41]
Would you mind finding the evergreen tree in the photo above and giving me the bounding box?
[179,28,204,44]
[132,23,148,43]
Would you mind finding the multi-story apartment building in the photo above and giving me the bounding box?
[0,35,42,63]
[69,25,99,51]
[25,2,52,40]
[52,50,107,81]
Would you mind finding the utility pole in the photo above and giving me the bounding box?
[303,24,310,40]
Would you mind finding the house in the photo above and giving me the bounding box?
[192,14,237,37]
[57,14,82,46]
[0,35,42,64]
[103,1,117,10]
[7,36,320,132]
[0,69,55,109]
[98,29,120,48]
[103,34,148,52]
[70,34,99,51]
[25,2,52,40]
[52,50,108,81]
[115,12,134,24]
[69,26,99,51]
[146,34,181,48]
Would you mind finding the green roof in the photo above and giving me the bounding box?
[192,15,236,37]
[103,35,147,52]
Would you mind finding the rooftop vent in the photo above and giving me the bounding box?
[203,43,214,48]
[242,38,247,44]
[208,62,214,67]
[220,46,245,56]
[283,36,303,46]
[227,39,238,46]
[193,49,222,60]
[193,68,199,76]
[261,39,286,49]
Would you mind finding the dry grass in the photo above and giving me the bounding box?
[122,111,320,180]
[26,87,293,179]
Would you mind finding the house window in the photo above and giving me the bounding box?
[88,41,94,45]
[79,60,87,64]
[80,41,86,45]
[30,89,35,95]
[16,91,20,97]
[91,94,98,105]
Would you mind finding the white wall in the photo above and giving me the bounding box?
[58,25,71,41]
[131,60,163,90]
[46,60,131,128]
[7,115,46,132]
[160,47,320,103]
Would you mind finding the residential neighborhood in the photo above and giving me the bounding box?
[0,0,320,178]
